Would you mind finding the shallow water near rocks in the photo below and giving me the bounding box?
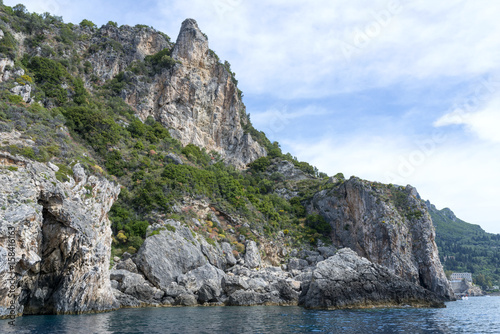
[1,296,499,333]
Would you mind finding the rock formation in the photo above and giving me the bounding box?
[0,13,455,318]
[299,248,444,309]
[109,223,445,309]
[307,177,454,300]
[3,18,266,168]
[450,280,483,297]
[0,152,120,318]
[122,19,266,167]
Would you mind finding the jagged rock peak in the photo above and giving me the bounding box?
[172,18,209,66]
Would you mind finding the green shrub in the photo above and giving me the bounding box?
[55,163,74,183]
[306,214,331,236]
[248,156,270,172]
[0,29,17,58]
[7,95,23,104]
[181,143,209,165]
[144,48,177,73]
[80,19,97,29]
[25,56,70,105]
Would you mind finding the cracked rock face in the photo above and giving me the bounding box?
[299,248,445,309]
[123,19,266,168]
[0,153,120,317]
[307,178,454,301]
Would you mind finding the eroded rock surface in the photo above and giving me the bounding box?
[0,152,120,317]
[308,178,454,300]
[125,19,266,168]
[299,248,445,309]
[112,225,447,310]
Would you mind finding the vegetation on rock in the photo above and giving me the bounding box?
[429,204,500,290]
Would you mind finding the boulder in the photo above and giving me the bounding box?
[177,264,226,303]
[175,293,197,306]
[135,226,207,290]
[164,282,188,298]
[227,290,281,306]
[288,258,309,271]
[244,240,261,269]
[110,269,163,303]
[221,275,249,295]
[115,258,138,273]
[299,248,445,309]
[222,242,237,266]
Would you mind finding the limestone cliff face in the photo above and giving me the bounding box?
[7,19,265,168]
[0,153,120,317]
[83,24,170,82]
[307,177,454,300]
[123,19,266,168]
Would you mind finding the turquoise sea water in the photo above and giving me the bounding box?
[1,296,499,333]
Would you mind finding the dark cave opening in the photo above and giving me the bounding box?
[20,198,79,315]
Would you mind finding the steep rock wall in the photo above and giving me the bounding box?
[0,153,120,317]
[123,19,266,167]
[8,19,264,168]
[307,177,454,300]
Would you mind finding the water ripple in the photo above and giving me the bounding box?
[1,296,499,333]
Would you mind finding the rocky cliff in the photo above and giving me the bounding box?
[307,177,453,300]
[0,5,455,317]
[3,16,265,168]
[0,152,120,317]
[300,248,444,309]
[74,19,265,168]
[121,19,266,167]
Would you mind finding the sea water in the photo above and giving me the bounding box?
[1,296,499,333]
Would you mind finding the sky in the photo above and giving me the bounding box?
[4,0,500,234]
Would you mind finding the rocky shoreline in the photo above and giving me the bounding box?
[108,220,446,310]
[0,153,452,319]
[0,14,455,319]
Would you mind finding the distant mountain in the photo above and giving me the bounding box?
[426,201,500,289]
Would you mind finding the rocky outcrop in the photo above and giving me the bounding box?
[135,221,209,290]
[0,152,120,318]
[84,19,267,168]
[83,24,171,83]
[307,178,454,301]
[450,280,483,297]
[269,159,312,182]
[300,248,445,309]
[243,240,261,269]
[111,219,446,310]
[122,19,266,168]
[0,58,15,82]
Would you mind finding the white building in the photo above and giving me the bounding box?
[450,272,472,282]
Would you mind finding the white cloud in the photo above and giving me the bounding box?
[251,105,329,129]
[434,95,500,143]
[285,133,500,234]
[149,0,500,99]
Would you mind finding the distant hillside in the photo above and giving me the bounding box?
[427,201,500,289]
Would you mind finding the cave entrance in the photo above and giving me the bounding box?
[21,198,79,315]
